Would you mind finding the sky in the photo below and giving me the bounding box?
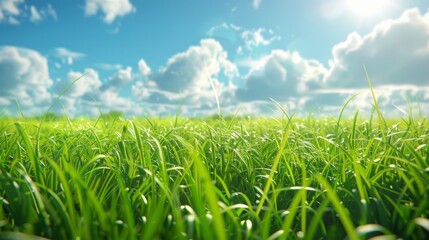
[1,0,429,117]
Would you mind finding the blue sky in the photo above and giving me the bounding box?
[1,0,429,117]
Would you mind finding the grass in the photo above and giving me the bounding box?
[0,109,428,239]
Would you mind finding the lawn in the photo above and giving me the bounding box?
[0,111,429,239]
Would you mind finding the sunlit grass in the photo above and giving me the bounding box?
[0,109,428,239]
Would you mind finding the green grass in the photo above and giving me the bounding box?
[0,112,429,239]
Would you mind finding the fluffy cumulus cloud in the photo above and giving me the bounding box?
[4,7,429,117]
[325,8,429,88]
[153,39,237,92]
[101,66,133,90]
[133,39,238,110]
[85,0,135,23]
[237,50,326,102]
[55,67,139,116]
[0,46,52,114]
[291,7,429,116]
[140,7,429,117]
[61,68,102,98]
[232,8,429,116]
[199,9,429,116]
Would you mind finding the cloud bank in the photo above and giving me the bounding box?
[325,8,429,88]
[0,46,52,115]
[1,8,429,117]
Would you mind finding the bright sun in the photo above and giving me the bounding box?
[344,0,391,19]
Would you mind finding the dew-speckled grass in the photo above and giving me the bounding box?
[0,112,429,239]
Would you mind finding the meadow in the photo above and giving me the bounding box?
[0,108,429,239]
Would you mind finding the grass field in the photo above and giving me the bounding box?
[1,109,429,239]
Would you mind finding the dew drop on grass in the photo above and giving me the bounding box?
[241,220,252,230]
[185,215,195,223]
[416,144,426,151]
[415,218,429,232]
[281,210,290,218]
[140,194,148,205]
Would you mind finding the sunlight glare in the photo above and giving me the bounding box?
[345,0,391,19]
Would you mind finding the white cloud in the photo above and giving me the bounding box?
[346,85,429,117]
[53,47,85,65]
[237,50,326,101]
[324,8,429,88]
[29,4,57,23]
[203,9,429,117]
[97,89,135,111]
[0,1,57,24]
[263,7,429,117]
[7,16,18,24]
[101,66,133,90]
[207,23,242,36]
[56,67,139,116]
[0,46,52,113]
[29,5,41,22]
[207,23,280,54]
[147,38,237,93]
[132,39,238,113]
[299,84,429,117]
[62,68,102,98]
[35,4,58,22]
[138,59,151,76]
[113,66,133,84]
[0,0,23,24]
[44,4,57,20]
[253,0,262,9]
[85,0,135,24]
[95,63,123,71]
[242,28,281,51]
